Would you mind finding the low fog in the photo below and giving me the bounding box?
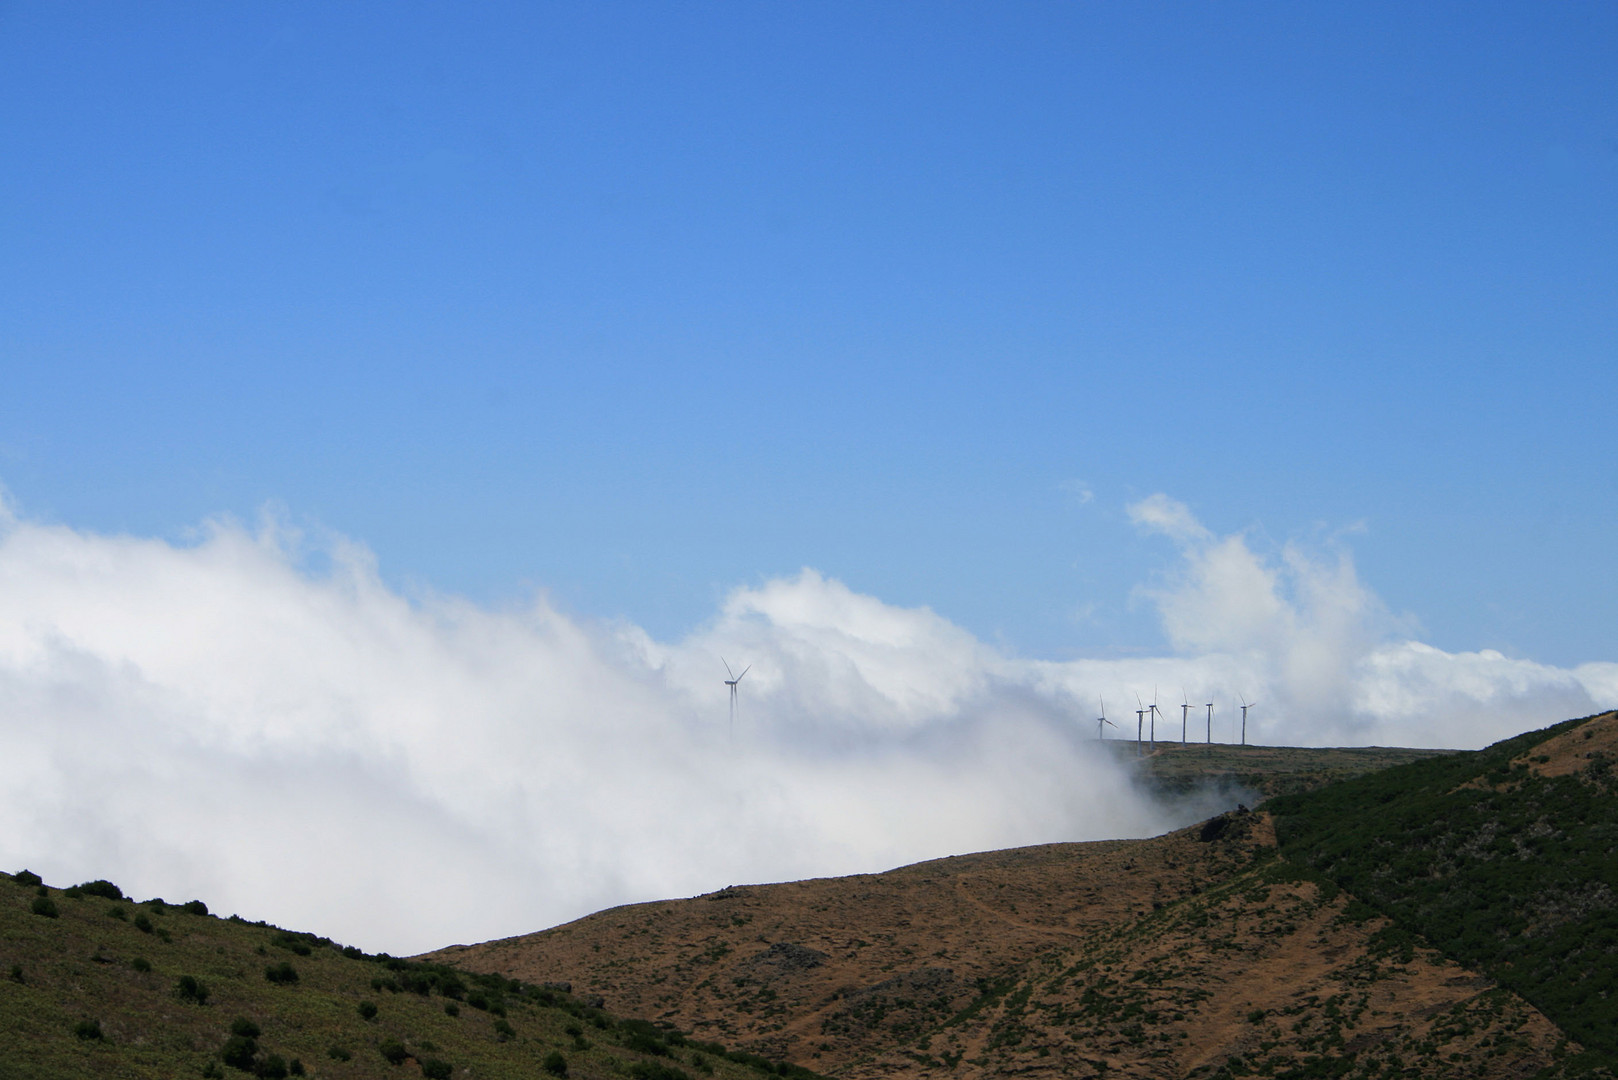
[0,494,1612,954]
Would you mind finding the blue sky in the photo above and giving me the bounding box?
[3,1,1615,666]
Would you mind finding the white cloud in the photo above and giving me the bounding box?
[1122,494,1615,747]
[0,512,1165,955]
[0,496,1611,956]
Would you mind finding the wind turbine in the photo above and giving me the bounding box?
[1180,690,1190,745]
[1205,700,1214,744]
[1096,696,1116,741]
[1134,694,1145,756]
[723,658,751,737]
[1239,695,1256,746]
[1147,688,1162,750]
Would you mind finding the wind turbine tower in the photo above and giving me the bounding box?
[1148,689,1162,750]
[1134,694,1145,756]
[1205,701,1214,744]
[1180,690,1190,745]
[1240,696,1256,746]
[723,658,751,737]
[1096,697,1116,741]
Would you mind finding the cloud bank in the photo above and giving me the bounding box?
[0,495,1612,954]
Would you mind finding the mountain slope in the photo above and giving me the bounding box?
[1272,709,1618,1071]
[434,724,1618,1078]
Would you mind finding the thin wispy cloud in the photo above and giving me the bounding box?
[0,495,1611,954]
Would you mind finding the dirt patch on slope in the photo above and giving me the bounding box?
[1517,710,1618,779]
[426,813,1269,1070]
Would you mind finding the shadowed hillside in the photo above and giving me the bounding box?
[0,875,822,1080]
[1272,709,1618,1072]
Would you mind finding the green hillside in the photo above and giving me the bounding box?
[0,872,822,1080]
[1269,711,1618,1074]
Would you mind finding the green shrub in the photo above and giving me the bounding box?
[183,899,209,916]
[629,1062,691,1080]
[107,904,128,920]
[264,961,299,985]
[543,1050,569,1077]
[421,1059,453,1080]
[77,879,124,900]
[221,1034,257,1070]
[357,1001,378,1020]
[288,1061,305,1076]
[177,974,210,1004]
[74,1019,104,1041]
[444,1002,460,1017]
[378,1039,408,1065]
[14,869,42,887]
[273,931,312,956]
[203,1062,225,1078]
[131,957,151,973]
[30,896,58,918]
[494,1018,515,1040]
[625,1029,668,1055]
[134,912,154,934]
[7,964,23,983]
[231,1017,261,1039]
[257,1054,288,1079]
[326,1047,351,1062]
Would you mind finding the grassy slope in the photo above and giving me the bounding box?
[1269,711,1618,1074]
[0,873,819,1080]
[1113,742,1458,800]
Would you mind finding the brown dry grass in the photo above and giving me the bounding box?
[1518,709,1618,778]
[428,807,1568,1078]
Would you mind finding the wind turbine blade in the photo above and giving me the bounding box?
[737,665,751,682]
[723,658,736,680]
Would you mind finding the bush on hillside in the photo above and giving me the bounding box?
[264,961,299,985]
[378,1039,408,1065]
[134,912,154,934]
[77,879,123,900]
[231,1018,261,1039]
[221,1034,257,1070]
[177,974,210,1004]
[13,869,42,887]
[73,1019,104,1041]
[30,896,58,918]
[357,1001,378,1020]
[543,1051,569,1077]
[421,1059,453,1080]
[130,957,151,973]
[629,1062,691,1080]
[256,1054,288,1079]
[183,899,209,915]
